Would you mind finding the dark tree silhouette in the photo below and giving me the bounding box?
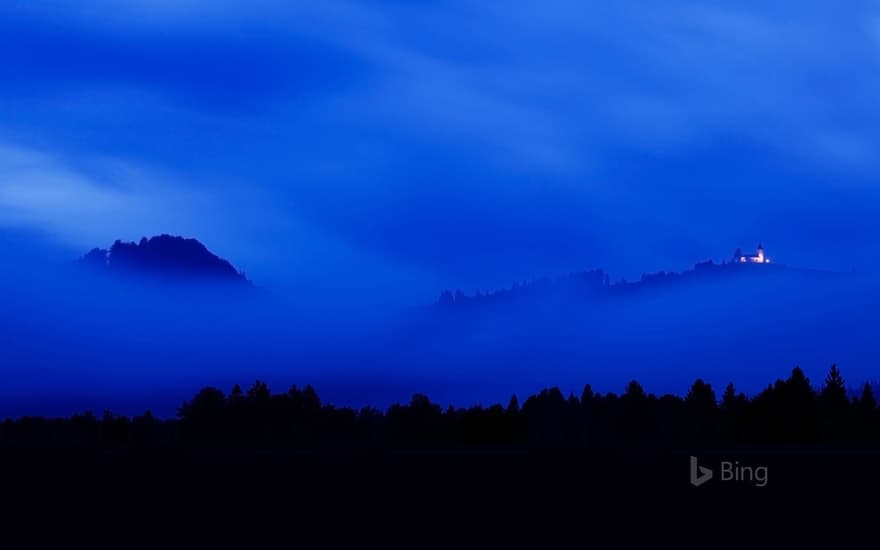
[684,379,718,442]
[438,290,455,306]
[820,364,850,440]
[179,387,226,419]
[230,384,244,402]
[855,382,879,442]
[246,380,270,402]
[858,383,877,411]
[506,395,520,414]
[618,380,654,443]
[80,248,108,268]
[5,366,880,451]
[821,364,847,404]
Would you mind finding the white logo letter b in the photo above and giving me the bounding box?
[690,456,713,487]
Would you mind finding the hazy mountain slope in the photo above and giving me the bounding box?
[77,234,251,285]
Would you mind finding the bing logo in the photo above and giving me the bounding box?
[689,456,768,488]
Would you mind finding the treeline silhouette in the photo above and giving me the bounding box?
[2,366,878,450]
[436,260,841,309]
[78,234,251,284]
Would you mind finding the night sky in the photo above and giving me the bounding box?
[1,2,879,415]
[4,2,880,300]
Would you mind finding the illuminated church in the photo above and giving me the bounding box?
[733,243,769,264]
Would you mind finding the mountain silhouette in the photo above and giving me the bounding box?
[78,234,251,285]
[387,254,873,404]
[433,258,844,311]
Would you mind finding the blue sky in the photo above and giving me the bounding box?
[2,1,880,305]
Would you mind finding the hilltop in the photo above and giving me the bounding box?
[434,256,843,311]
[77,234,251,286]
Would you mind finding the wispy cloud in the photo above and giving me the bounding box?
[2,1,880,288]
[0,144,209,250]
[6,0,879,170]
